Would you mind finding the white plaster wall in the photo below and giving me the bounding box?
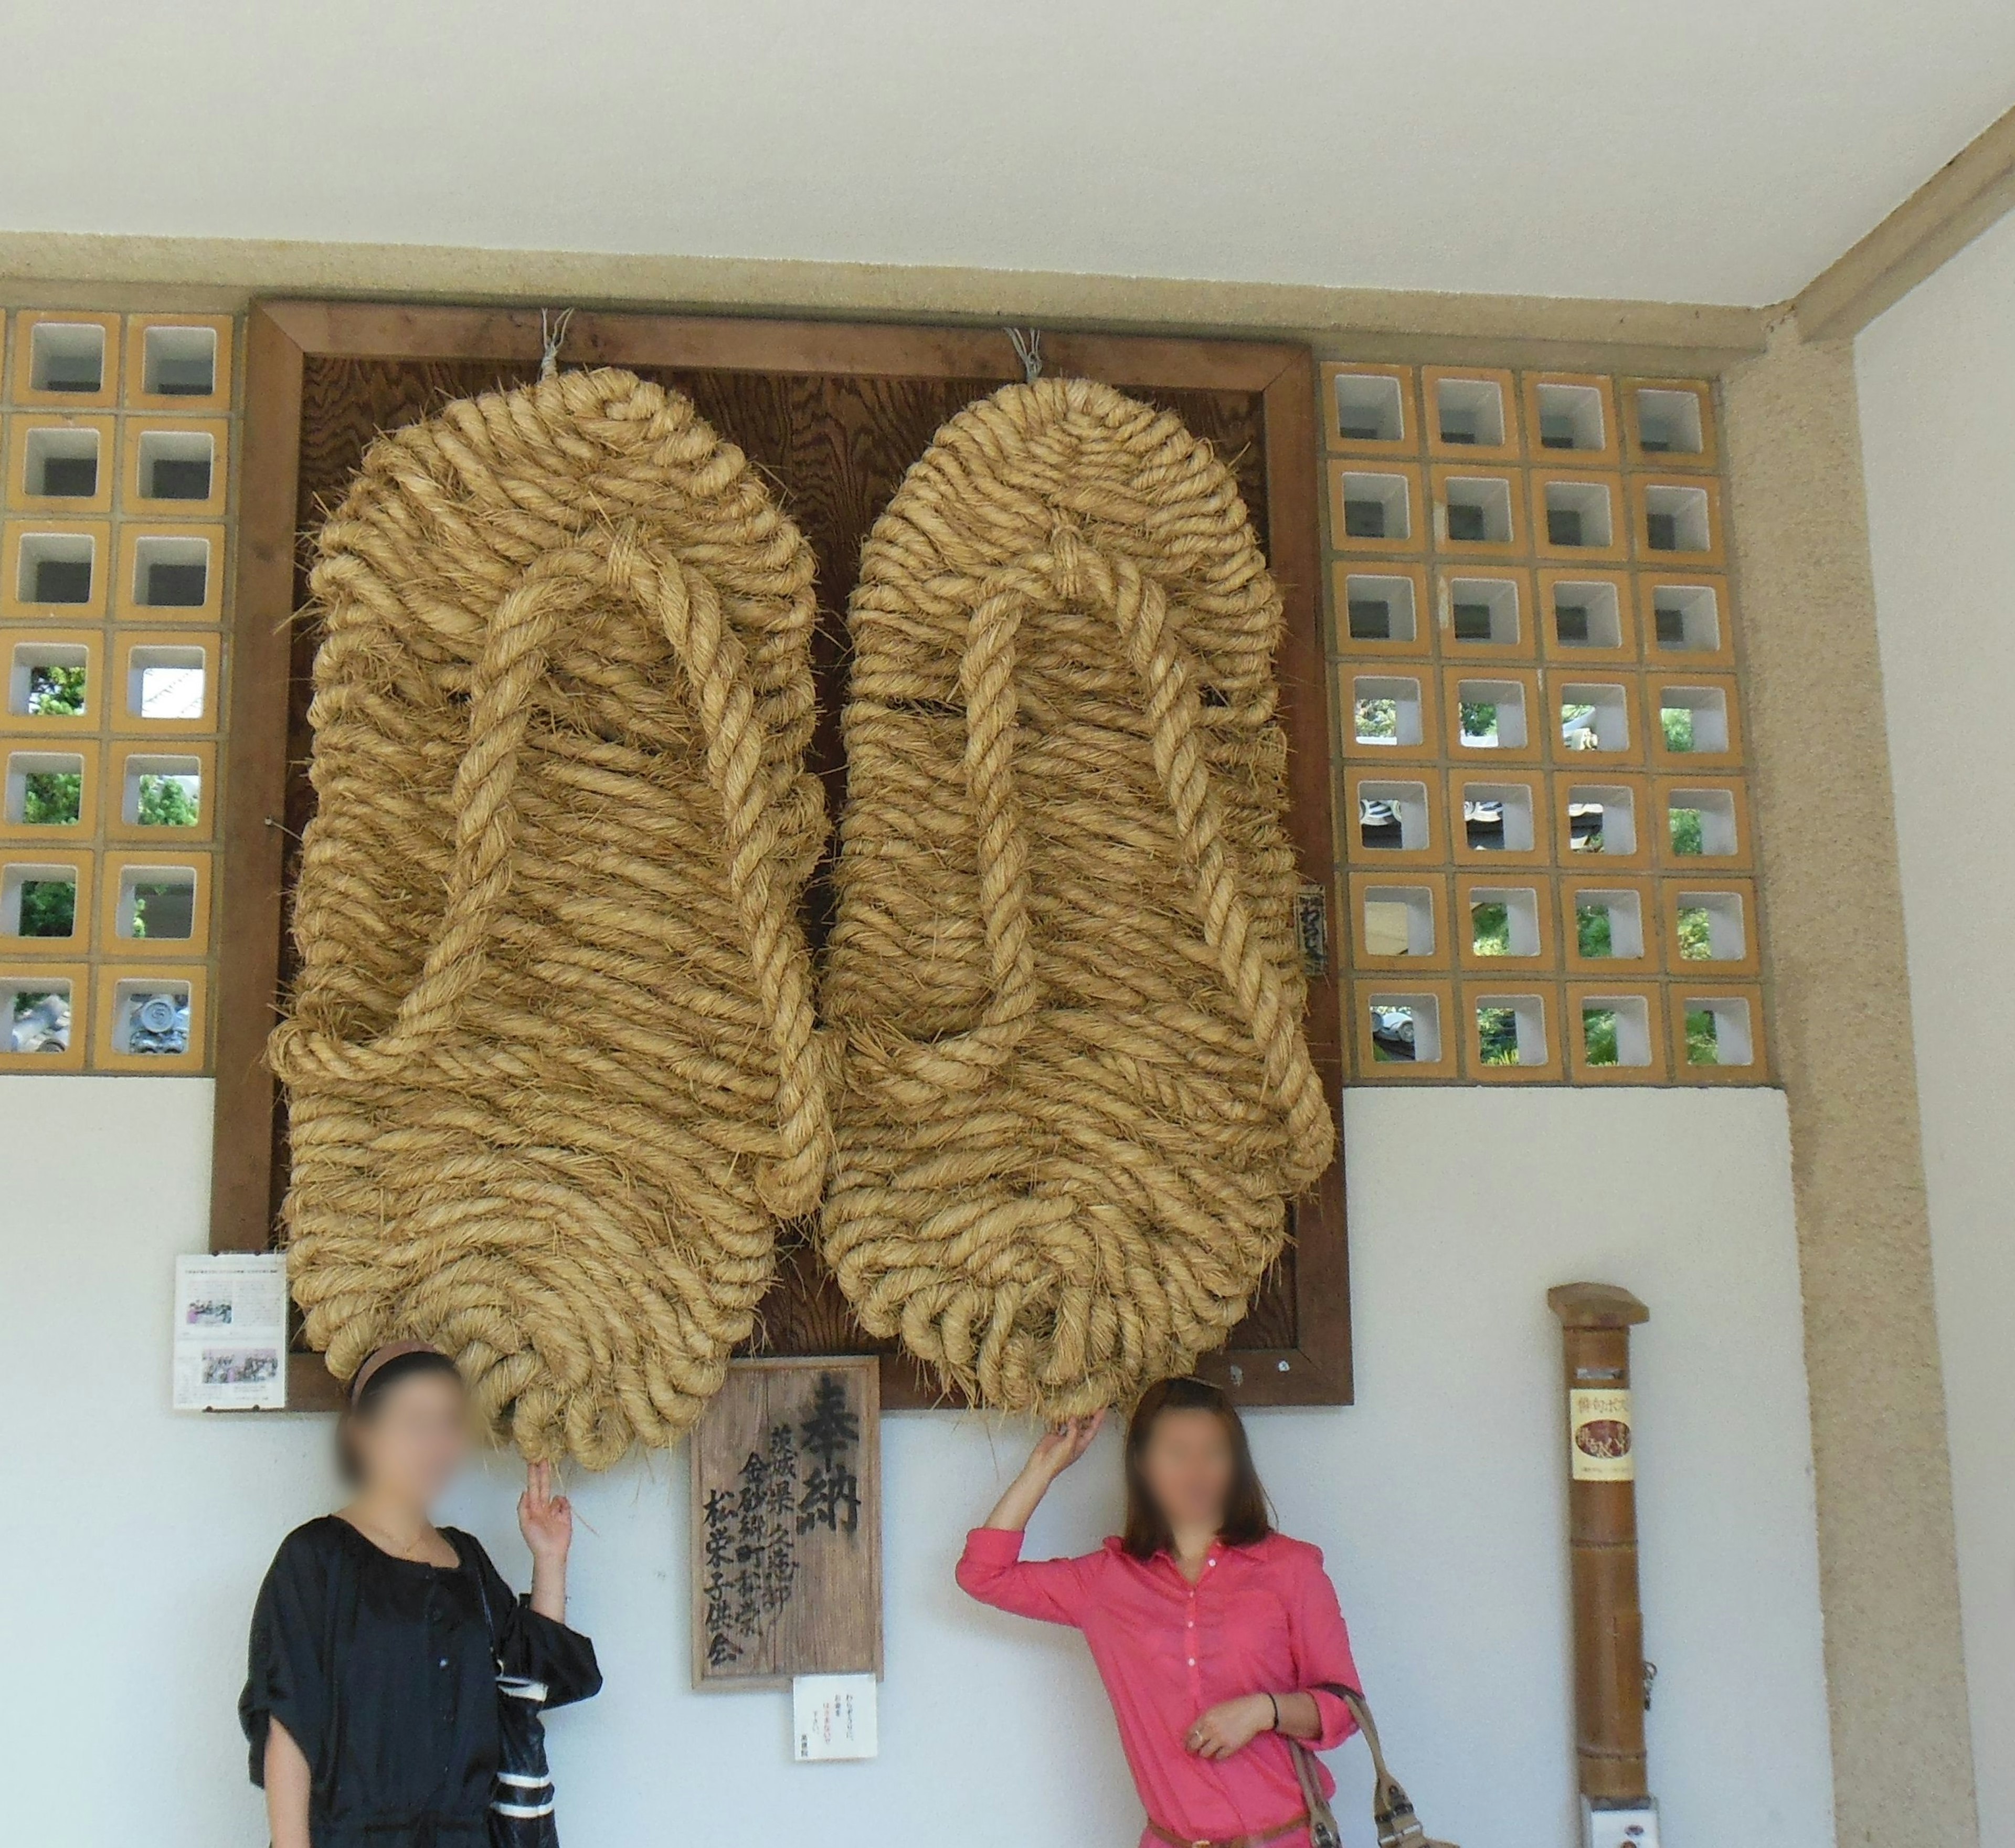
[2,3,2013,303]
[0,1076,1833,1846]
[1858,218,2015,1848]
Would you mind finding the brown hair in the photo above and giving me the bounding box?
[1120,1375,1272,1559]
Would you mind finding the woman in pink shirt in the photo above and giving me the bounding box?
[958,1377,1362,1848]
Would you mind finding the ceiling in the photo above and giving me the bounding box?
[8,0,2014,305]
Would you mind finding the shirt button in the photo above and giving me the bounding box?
[1187,1657,1196,1666]
[438,1657,449,1668]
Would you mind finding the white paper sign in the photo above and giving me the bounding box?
[792,1673,877,1761]
[173,1252,288,1410]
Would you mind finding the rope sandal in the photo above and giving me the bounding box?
[820,376,1335,1414]
[270,369,830,1466]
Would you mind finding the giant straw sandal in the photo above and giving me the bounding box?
[270,369,829,1466]
[820,376,1335,1414]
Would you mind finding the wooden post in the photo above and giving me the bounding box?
[1547,1282,1652,1807]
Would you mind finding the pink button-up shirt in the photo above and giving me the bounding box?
[958,1527,1361,1846]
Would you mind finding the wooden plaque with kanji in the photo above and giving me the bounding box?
[690,1356,883,1688]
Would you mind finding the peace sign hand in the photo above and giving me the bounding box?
[518,1460,574,1566]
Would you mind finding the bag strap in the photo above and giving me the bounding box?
[464,1537,506,1675]
[1288,1736,1341,1848]
[1303,1685,1458,1848]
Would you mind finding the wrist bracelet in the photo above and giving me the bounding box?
[1267,1692,1280,1731]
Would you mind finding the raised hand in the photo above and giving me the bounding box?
[517,1459,574,1565]
[1027,1409,1107,1482]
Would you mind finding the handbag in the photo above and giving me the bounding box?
[473,1571,561,1848]
[1291,1689,1458,1848]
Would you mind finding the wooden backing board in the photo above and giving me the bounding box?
[690,1357,882,1689]
[213,300,1350,1417]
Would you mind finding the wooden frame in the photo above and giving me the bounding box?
[211,300,1348,1413]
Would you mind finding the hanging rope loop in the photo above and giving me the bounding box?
[1005,326,1043,383]
[537,307,575,379]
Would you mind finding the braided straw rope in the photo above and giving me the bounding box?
[821,377,1335,1415]
[270,368,830,1466]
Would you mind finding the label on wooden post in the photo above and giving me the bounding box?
[691,1357,882,1688]
[1569,1387,1634,1480]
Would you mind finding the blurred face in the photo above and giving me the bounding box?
[1139,1407,1237,1534]
[352,1371,471,1507]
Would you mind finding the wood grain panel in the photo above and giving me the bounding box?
[691,1357,882,1688]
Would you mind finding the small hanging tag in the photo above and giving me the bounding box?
[792,1672,878,1761]
[1295,882,1330,978]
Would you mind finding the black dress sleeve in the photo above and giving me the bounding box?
[240,1522,334,1787]
[464,1534,603,1710]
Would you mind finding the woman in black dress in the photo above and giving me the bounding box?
[241,1345,602,1847]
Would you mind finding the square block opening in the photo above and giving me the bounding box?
[7,640,88,718]
[1441,475,1514,545]
[23,427,100,500]
[1635,387,1705,457]
[1343,572,1419,643]
[1468,885,1541,957]
[1652,583,1722,652]
[113,862,198,941]
[1558,682,1631,753]
[130,535,211,609]
[126,645,208,722]
[1666,787,1739,858]
[1674,889,1747,961]
[108,976,193,1056]
[1446,575,1520,645]
[1361,885,1436,957]
[1366,991,1443,1064]
[1333,372,1405,444]
[1644,483,1712,553]
[1572,889,1647,959]
[5,751,84,826]
[1683,994,1755,1068]
[1339,472,1412,542]
[3,974,73,1054]
[136,429,216,502]
[16,533,96,607]
[1536,382,1606,452]
[1566,784,1639,856]
[1551,580,1622,649]
[1475,993,1549,1066]
[1461,782,1535,852]
[1456,678,1528,748]
[142,325,219,398]
[1658,684,1730,754]
[120,754,202,828]
[1357,779,1431,852]
[1543,479,1614,549]
[1353,675,1424,748]
[1,863,78,939]
[30,323,107,395]
[1581,994,1653,1067]
[1434,378,1505,448]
